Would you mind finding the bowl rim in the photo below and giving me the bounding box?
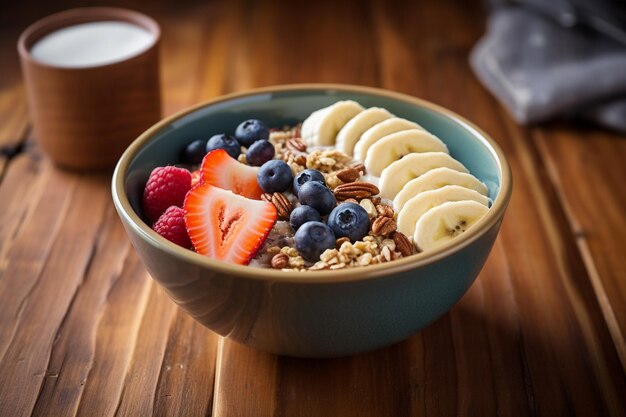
[112,83,512,284]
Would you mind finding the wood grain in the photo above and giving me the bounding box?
[0,0,625,416]
[534,127,626,367]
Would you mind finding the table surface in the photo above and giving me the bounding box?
[1,0,625,416]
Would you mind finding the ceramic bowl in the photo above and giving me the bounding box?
[112,84,512,358]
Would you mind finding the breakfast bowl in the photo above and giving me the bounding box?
[112,84,512,358]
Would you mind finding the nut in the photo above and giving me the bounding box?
[271,253,289,269]
[294,155,307,166]
[391,231,413,256]
[342,198,358,204]
[381,238,396,251]
[334,182,380,200]
[309,261,329,270]
[269,192,292,219]
[286,137,307,152]
[261,193,273,203]
[351,162,366,175]
[381,246,392,262]
[357,252,373,266]
[371,216,397,236]
[376,204,395,218]
[360,199,377,218]
[336,236,350,248]
[370,196,381,205]
[336,167,360,183]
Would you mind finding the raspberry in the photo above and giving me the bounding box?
[152,206,192,248]
[142,166,191,223]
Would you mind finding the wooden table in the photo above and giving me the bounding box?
[1,0,625,415]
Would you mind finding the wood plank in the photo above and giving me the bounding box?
[111,284,177,417]
[211,339,278,417]
[27,206,131,417]
[0,175,110,416]
[70,254,152,417]
[0,161,77,361]
[533,127,626,367]
[152,311,217,417]
[0,149,46,264]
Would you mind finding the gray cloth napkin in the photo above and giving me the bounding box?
[470,5,626,132]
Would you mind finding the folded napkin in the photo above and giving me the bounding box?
[471,2,626,132]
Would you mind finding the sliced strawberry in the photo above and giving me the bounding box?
[200,149,263,199]
[184,183,277,265]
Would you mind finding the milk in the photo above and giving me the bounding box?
[30,21,154,68]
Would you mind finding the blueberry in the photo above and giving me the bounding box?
[297,181,336,216]
[257,160,293,193]
[180,139,207,165]
[235,119,269,147]
[206,134,241,159]
[293,169,325,195]
[327,202,370,242]
[246,140,275,166]
[295,221,336,262]
[289,205,321,231]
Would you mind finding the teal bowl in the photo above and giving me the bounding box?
[112,84,512,358]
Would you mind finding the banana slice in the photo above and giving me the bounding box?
[301,100,364,146]
[379,152,468,200]
[397,185,489,237]
[335,107,393,156]
[353,117,423,161]
[301,107,327,145]
[393,167,488,211]
[364,129,448,176]
[413,200,489,252]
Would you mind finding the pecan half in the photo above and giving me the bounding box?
[271,253,289,269]
[261,193,273,203]
[269,192,292,219]
[371,216,397,236]
[336,167,360,183]
[286,137,307,152]
[334,182,380,200]
[376,204,395,218]
[391,231,413,256]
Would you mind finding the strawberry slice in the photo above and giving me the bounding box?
[184,183,277,265]
[200,149,264,199]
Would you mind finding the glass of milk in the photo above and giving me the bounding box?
[18,8,162,170]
